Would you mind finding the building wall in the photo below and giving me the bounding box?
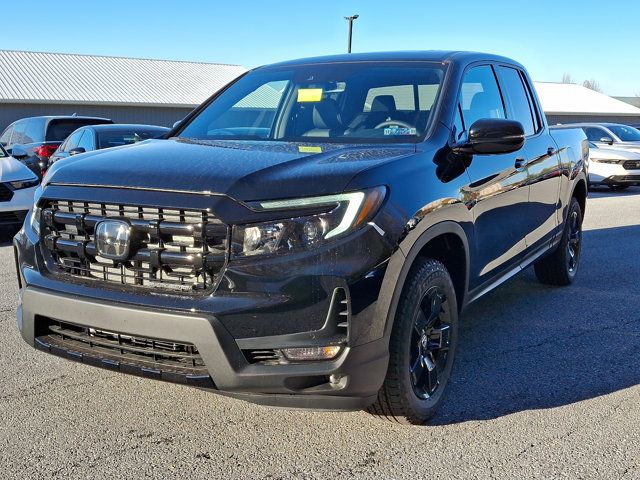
[546,114,640,126]
[0,103,196,131]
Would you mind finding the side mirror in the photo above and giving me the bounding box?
[600,136,614,145]
[69,147,86,156]
[453,119,525,155]
[11,145,28,159]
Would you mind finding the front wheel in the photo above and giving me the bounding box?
[534,197,583,286]
[367,259,458,424]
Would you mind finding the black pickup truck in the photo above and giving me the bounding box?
[14,51,588,424]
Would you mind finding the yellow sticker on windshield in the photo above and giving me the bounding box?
[297,88,323,102]
[298,146,323,153]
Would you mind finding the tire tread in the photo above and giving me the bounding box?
[367,258,457,425]
[534,197,582,286]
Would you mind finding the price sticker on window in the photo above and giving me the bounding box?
[297,88,323,102]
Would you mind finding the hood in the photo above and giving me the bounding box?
[590,146,640,160]
[0,155,38,182]
[44,138,416,201]
[597,142,640,154]
[615,142,640,152]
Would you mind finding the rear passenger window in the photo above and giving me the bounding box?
[459,66,505,129]
[497,67,536,136]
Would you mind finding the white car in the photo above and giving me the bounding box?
[588,142,640,191]
[0,146,39,229]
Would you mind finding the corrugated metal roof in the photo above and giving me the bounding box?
[534,82,640,116]
[0,50,247,107]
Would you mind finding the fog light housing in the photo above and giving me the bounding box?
[282,346,341,361]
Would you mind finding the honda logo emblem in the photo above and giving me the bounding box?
[95,220,131,260]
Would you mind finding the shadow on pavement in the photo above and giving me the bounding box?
[432,224,640,425]
[588,185,640,198]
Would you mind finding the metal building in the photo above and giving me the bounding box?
[534,82,640,126]
[0,50,247,131]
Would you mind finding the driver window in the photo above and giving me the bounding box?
[453,104,465,141]
[77,130,94,151]
[459,65,506,129]
[63,129,84,152]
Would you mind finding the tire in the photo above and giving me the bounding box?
[367,259,458,425]
[534,197,583,286]
[608,184,629,191]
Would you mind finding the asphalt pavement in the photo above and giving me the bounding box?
[0,186,638,479]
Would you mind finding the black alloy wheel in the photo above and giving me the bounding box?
[367,259,458,424]
[534,196,583,286]
[566,209,582,275]
[409,286,452,400]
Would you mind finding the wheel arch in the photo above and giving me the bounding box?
[572,178,587,218]
[375,221,470,342]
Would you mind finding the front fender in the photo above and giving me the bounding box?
[371,218,471,344]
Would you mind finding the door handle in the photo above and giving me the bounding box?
[547,147,557,156]
[514,158,527,170]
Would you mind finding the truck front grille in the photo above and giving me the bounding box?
[623,160,640,170]
[40,200,228,292]
[0,183,14,202]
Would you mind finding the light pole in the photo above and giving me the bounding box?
[344,15,359,53]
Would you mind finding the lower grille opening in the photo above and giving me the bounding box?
[608,175,640,183]
[0,210,27,226]
[243,349,284,365]
[623,161,640,170]
[0,183,14,202]
[34,318,214,388]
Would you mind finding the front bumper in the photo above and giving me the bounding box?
[14,212,394,410]
[16,286,388,410]
[0,185,37,226]
[588,162,640,185]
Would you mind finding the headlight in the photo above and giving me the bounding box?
[29,204,41,234]
[9,178,39,190]
[232,187,386,257]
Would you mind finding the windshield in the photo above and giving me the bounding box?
[608,125,640,142]
[179,62,445,143]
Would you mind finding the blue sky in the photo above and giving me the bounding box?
[2,0,638,96]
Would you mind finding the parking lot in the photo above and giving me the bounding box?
[0,187,638,479]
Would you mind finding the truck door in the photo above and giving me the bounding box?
[495,66,562,255]
[459,65,530,288]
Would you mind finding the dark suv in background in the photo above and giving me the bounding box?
[0,115,113,177]
[49,124,169,163]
